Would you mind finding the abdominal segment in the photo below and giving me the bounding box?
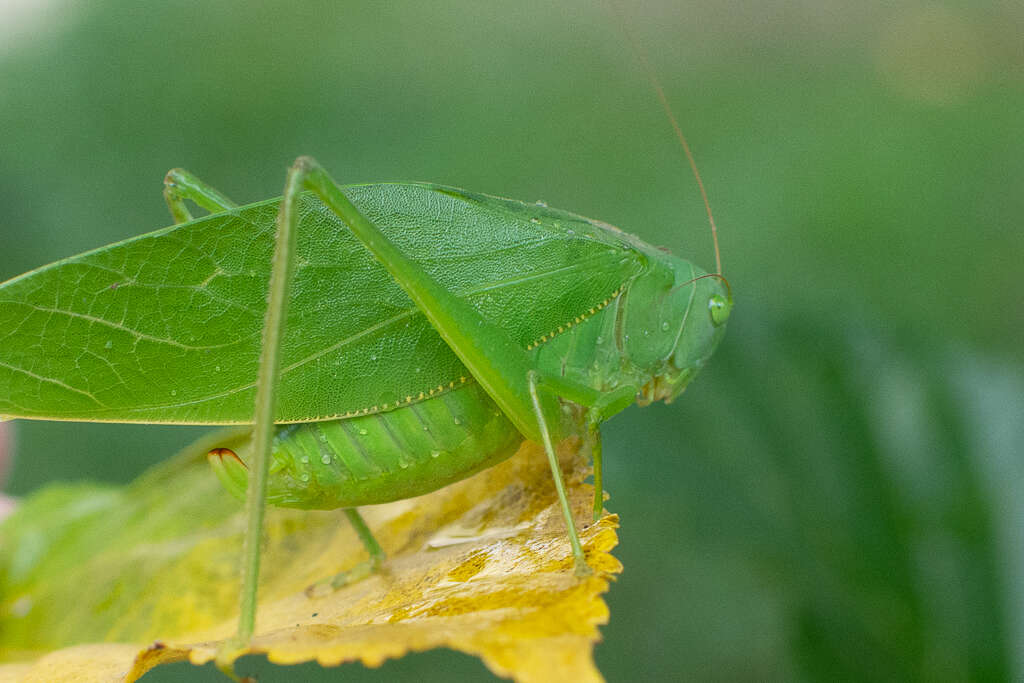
[265,382,524,509]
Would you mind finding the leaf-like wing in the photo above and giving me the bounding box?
[0,184,641,424]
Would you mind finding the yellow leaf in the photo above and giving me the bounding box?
[0,438,621,682]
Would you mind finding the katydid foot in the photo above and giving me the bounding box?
[305,507,387,597]
[305,554,384,598]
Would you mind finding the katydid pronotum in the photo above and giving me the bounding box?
[0,107,731,679]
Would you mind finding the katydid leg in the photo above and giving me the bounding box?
[583,385,636,519]
[306,508,387,596]
[528,371,592,577]
[586,419,604,521]
[221,158,302,667]
[282,156,563,445]
[163,168,238,223]
[281,156,603,575]
[532,373,636,521]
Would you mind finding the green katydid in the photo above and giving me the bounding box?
[0,121,731,673]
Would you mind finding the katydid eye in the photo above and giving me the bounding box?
[708,294,730,327]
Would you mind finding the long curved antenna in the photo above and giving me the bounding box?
[611,2,722,275]
[669,272,732,301]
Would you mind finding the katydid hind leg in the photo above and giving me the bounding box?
[219,157,302,669]
[283,156,562,446]
[289,155,595,570]
[234,154,592,630]
[306,508,387,596]
[163,167,238,223]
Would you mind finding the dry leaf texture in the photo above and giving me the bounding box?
[0,436,620,682]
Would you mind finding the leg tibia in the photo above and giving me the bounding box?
[587,417,604,521]
[528,371,592,577]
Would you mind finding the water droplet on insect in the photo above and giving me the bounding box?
[643,329,650,337]
[300,473,310,482]
[320,454,331,465]
[430,450,441,458]
[415,367,421,373]
[596,336,604,345]
[661,321,670,332]
[399,461,409,469]
[170,390,177,396]
[300,455,309,464]
[370,354,377,361]
[215,365,221,371]
[104,340,112,349]
[358,428,368,436]
[453,417,461,425]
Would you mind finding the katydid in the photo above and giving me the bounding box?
[0,152,731,670]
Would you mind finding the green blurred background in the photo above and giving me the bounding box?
[1,0,1021,680]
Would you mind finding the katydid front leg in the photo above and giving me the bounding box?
[529,374,639,521]
[584,385,638,520]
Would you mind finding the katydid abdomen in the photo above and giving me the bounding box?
[213,381,523,508]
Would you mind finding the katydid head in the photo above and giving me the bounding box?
[626,51,729,405]
[613,6,730,406]
[622,253,731,406]
[658,269,731,403]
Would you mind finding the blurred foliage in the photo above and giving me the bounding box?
[598,312,1023,681]
[0,0,1020,681]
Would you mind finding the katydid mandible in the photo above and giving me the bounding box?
[0,154,732,664]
